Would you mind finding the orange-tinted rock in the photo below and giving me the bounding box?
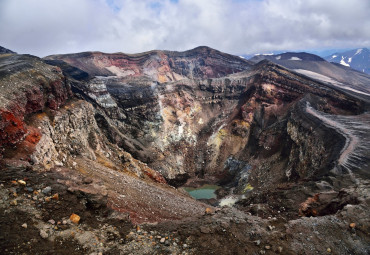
[0,110,27,150]
[70,213,81,224]
[51,193,59,200]
[205,208,214,214]
[142,166,167,184]
[299,194,320,217]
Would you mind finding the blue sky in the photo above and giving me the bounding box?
[0,0,369,56]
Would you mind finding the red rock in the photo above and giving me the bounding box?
[0,54,72,158]
[0,110,27,149]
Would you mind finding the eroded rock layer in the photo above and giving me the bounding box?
[48,53,366,188]
[0,53,206,224]
[1,47,369,254]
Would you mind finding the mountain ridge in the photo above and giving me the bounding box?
[44,46,253,81]
[0,46,16,54]
[248,51,370,95]
[325,48,370,74]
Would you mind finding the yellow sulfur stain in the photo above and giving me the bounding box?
[157,74,167,83]
[243,183,254,193]
[212,128,228,148]
[232,119,250,128]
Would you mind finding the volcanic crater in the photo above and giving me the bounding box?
[1,46,369,254]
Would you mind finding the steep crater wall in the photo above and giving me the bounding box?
[63,61,365,190]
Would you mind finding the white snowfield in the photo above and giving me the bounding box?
[355,48,363,55]
[293,69,370,96]
[333,48,365,67]
[340,56,350,67]
[289,57,302,61]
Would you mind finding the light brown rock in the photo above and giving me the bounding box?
[70,213,81,224]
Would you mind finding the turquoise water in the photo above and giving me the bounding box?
[184,184,221,199]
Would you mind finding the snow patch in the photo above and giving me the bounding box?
[254,53,273,56]
[289,57,302,61]
[340,56,350,67]
[331,55,337,59]
[294,69,370,96]
[239,56,245,59]
[355,49,363,55]
[276,56,281,60]
[294,69,341,85]
[348,57,352,63]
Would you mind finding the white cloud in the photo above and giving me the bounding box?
[0,0,369,56]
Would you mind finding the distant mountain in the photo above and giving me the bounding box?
[250,52,326,62]
[0,46,16,54]
[249,51,370,96]
[45,46,252,82]
[325,48,370,74]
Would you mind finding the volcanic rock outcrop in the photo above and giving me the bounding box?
[1,46,370,254]
[46,46,252,82]
[0,52,207,224]
[46,50,368,188]
[0,54,71,157]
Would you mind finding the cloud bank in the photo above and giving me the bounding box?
[0,0,369,56]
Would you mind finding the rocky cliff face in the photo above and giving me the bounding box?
[0,54,72,157]
[1,47,369,254]
[45,46,252,82]
[46,49,367,192]
[0,53,207,224]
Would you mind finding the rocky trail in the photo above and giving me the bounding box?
[306,102,370,178]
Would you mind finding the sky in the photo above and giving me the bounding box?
[0,0,369,57]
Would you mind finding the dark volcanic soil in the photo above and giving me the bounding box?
[1,161,369,255]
